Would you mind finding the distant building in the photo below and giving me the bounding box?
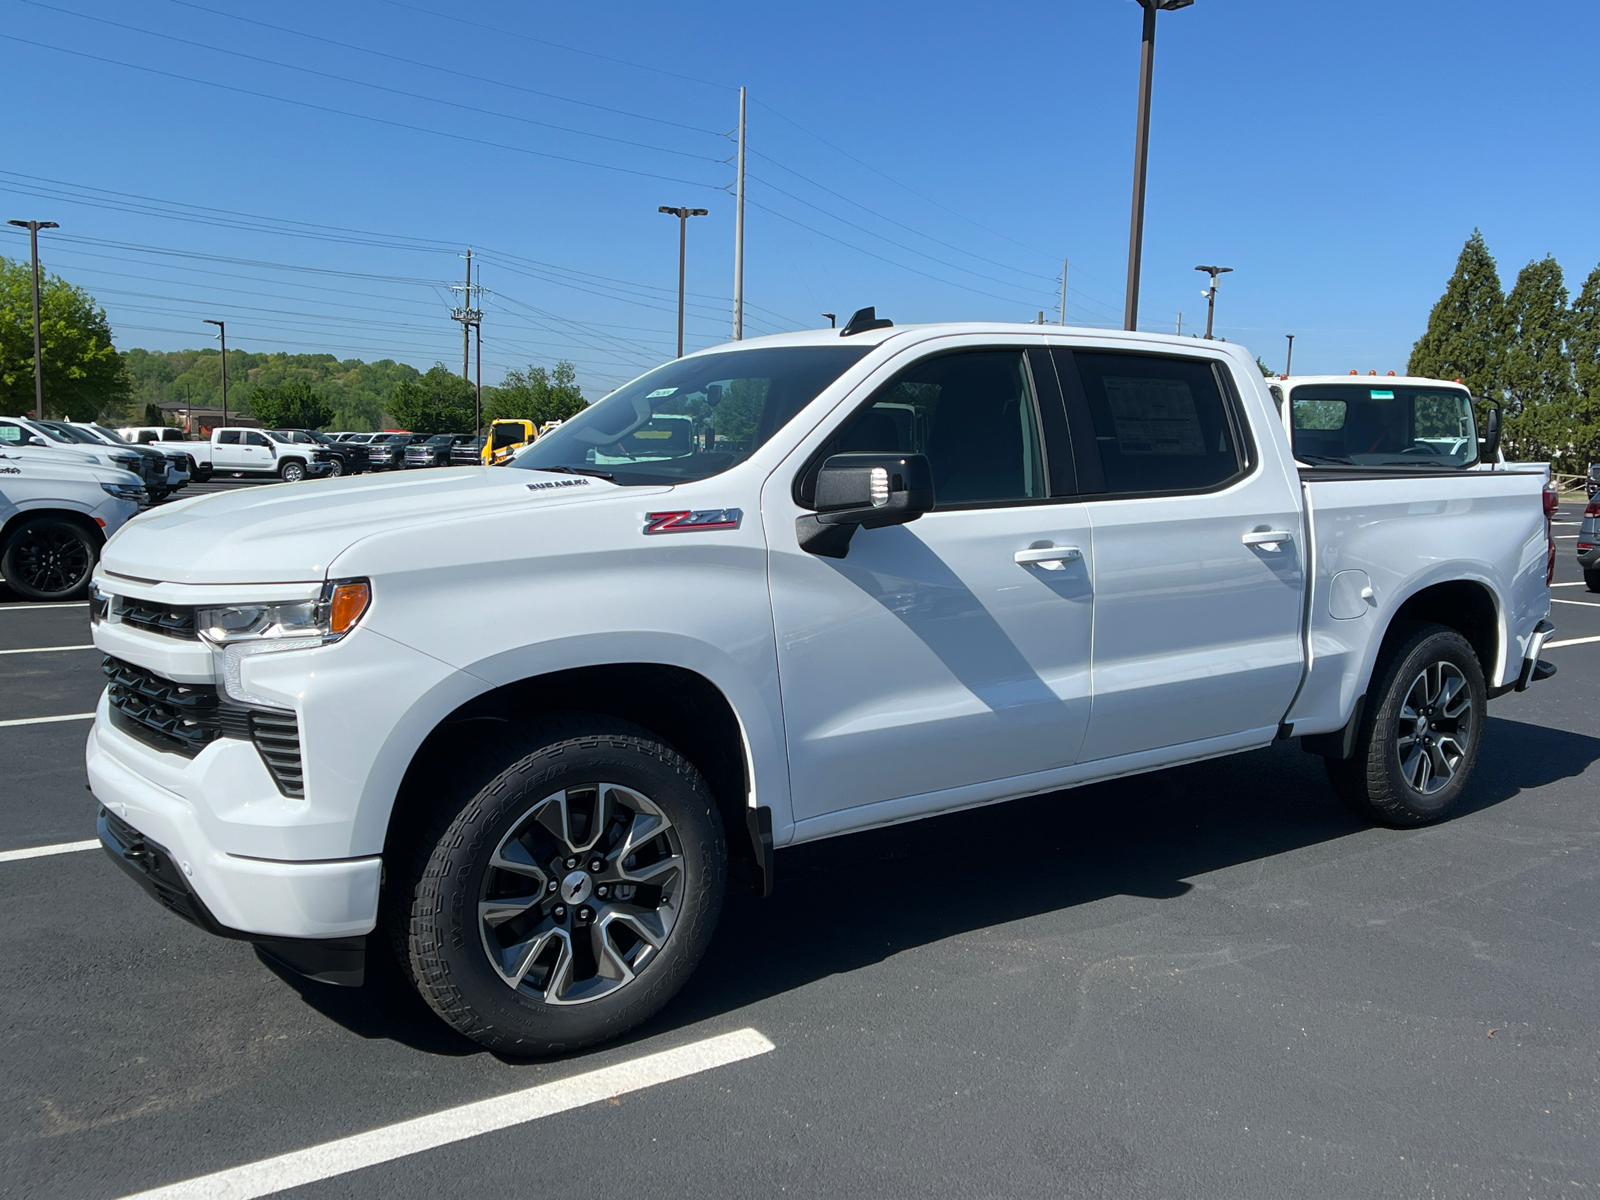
[156,402,262,437]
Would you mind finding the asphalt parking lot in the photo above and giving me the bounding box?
[3,494,1599,1199]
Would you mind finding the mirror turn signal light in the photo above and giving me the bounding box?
[329,581,370,635]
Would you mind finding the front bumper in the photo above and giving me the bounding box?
[87,701,382,940]
[98,806,367,985]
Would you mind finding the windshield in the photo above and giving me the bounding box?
[90,425,131,444]
[1290,384,1478,467]
[39,422,98,445]
[511,344,870,485]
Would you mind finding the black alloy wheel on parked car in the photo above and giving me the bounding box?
[0,515,99,602]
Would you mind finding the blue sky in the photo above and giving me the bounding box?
[1,0,1595,397]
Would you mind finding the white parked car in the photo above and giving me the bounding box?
[0,415,169,500]
[67,421,190,492]
[202,427,335,483]
[85,316,1555,1055]
[0,437,144,601]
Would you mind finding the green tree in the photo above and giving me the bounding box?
[142,402,166,427]
[1569,263,1600,471]
[0,257,129,420]
[1408,230,1507,426]
[249,379,334,430]
[1502,255,1576,466]
[387,363,475,434]
[487,360,586,425]
[1255,356,1274,377]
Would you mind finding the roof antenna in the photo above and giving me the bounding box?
[840,306,893,337]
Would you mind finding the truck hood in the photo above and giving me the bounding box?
[102,468,651,585]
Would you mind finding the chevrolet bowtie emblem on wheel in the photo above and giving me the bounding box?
[644,509,743,534]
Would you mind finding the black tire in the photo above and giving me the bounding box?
[1586,569,1600,594]
[192,466,212,483]
[1325,622,1486,827]
[390,720,726,1056]
[1,515,98,602]
[279,459,306,483]
[325,458,344,478]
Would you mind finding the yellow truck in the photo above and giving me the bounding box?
[482,419,536,465]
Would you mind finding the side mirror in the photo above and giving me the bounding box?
[797,452,935,558]
[27,435,46,446]
[1481,403,1502,462]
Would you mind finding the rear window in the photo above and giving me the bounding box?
[1290,385,1477,467]
[513,345,869,485]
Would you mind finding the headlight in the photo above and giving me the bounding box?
[101,481,148,501]
[112,454,141,472]
[197,579,370,646]
[199,580,371,706]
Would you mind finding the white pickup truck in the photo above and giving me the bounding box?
[158,427,335,483]
[85,317,1555,1056]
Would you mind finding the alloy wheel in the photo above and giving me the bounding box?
[479,783,683,1006]
[11,527,89,597]
[1396,661,1473,794]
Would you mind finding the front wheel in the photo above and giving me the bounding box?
[325,458,344,478]
[1,516,98,602]
[391,721,726,1056]
[192,466,211,482]
[1586,569,1600,594]
[279,459,306,483]
[1326,623,1486,827]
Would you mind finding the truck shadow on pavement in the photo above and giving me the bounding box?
[274,714,1600,1058]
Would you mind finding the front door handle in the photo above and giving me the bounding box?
[1015,544,1082,571]
[1242,529,1293,550]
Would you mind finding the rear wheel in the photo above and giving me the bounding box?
[1,515,98,602]
[1326,623,1486,827]
[390,721,726,1056]
[279,459,306,483]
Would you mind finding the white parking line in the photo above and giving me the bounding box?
[0,601,89,611]
[1545,634,1600,650]
[0,644,94,655]
[0,712,95,728]
[117,1027,777,1200]
[0,839,99,863]
[1551,598,1600,608]
[1551,581,1587,587]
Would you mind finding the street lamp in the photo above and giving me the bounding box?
[203,319,228,429]
[659,205,708,357]
[1195,264,1232,340]
[1122,0,1194,332]
[822,312,836,328]
[7,219,60,417]
[1285,332,1295,376]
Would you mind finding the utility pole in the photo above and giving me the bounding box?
[1285,333,1295,376]
[8,219,59,417]
[1176,312,1183,335]
[1122,0,1194,332]
[732,87,747,340]
[1059,258,1069,325]
[1195,264,1232,339]
[451,251,484,434]
[203,319,227,428]
[659,206,708,357]
[1037,311,1045,325]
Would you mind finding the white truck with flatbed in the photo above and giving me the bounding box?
[85,315,1555,1055]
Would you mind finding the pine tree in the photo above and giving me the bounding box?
[1408,231,1507,429]
[1569,263,1600,472]
[1503,256,1576,466]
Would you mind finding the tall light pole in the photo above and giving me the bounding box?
[203,319,227,429]
[8,219,59,417]
[1195,264,1232,339]
[1284,333,1295,376]
[658,205,708,357]
[1122,0,1194,333]
[732,87,747,340]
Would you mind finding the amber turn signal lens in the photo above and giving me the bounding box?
[328,581,370,635]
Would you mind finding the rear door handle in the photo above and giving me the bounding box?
[1242,529,1293,550]
[1014,544,1082,570]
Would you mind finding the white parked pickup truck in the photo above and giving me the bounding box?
[85,316,1556,1055]
[174,427,335,483]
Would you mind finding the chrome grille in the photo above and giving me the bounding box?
[110,596,198,639]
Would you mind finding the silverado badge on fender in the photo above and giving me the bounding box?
[644,508,743,534]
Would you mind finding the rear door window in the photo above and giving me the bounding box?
[1056,351,1248,495]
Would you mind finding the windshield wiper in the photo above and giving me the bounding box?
[534,464,617,482]
[1297,453,1357,465]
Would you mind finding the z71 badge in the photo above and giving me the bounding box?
[644,508,743,534]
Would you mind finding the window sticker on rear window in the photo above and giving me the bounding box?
[1102,377,1205,456]
[1370,389,1395,399]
